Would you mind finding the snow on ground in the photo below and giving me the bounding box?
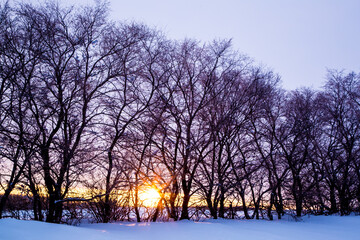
[1,215,360,240]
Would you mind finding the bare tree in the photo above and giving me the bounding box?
[0,2,41,218]
[322,70,360,215]
[94,25,170,222]
[275,88,322,217]
[13,1,124,223]
[157,40,245,219]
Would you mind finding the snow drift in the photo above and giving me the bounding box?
[1,215,359,240]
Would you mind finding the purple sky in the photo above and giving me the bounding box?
[65,0,360,90]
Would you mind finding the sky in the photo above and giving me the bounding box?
[65,0,360,90]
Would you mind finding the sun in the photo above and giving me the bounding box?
[139,187,161,207]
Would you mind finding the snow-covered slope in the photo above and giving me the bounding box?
[1,215,359,240]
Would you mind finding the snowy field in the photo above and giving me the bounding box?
[1,215,360,240]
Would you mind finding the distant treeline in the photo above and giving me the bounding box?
[0,1,359,223]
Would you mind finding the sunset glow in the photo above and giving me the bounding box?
[139,187,161,207]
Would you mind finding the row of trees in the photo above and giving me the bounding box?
[0,1,359,223]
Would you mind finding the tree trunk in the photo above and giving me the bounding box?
[293,177,303,217]
[218,189,225,218]
[277,186,284,219]
[239,190,250,219]
[29,183,43,221]
[253,198,261,220]
[46,194,55,223]
[180,182,190,220]
[152,199,163,222]
[45,187,63,223]
[295,197,302,217]
[268,192,274,220]
[169,179,179,220]
[33,193,43,221]
[134,187,141,222]
[0,187,14,219]
[27,165,43,221]
[229,203,235,219]
[357,185,360,212]
[54,201,63,223]
[103,195,111,223]
[339,187,350,216]
[206,196,217,219]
